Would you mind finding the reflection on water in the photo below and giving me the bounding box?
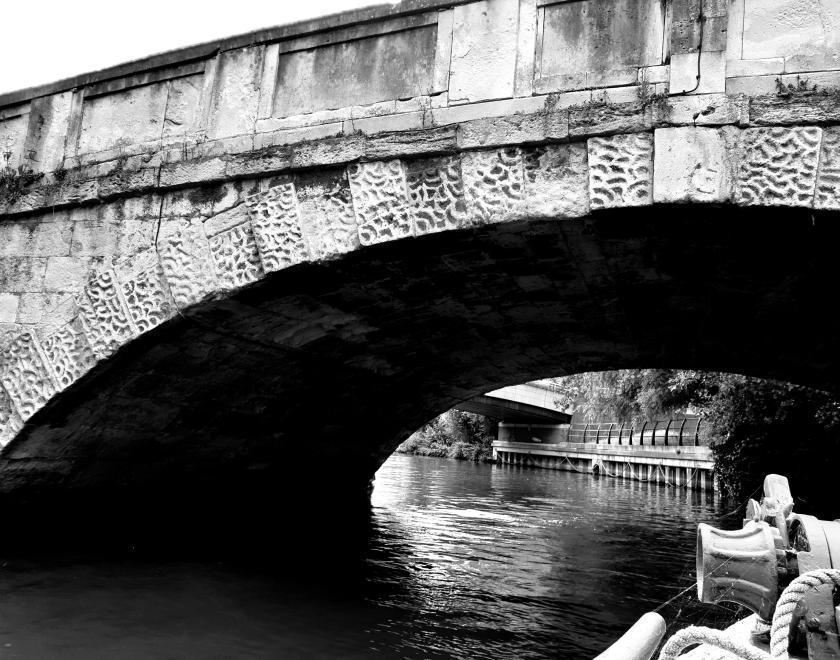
[0,455,723,659]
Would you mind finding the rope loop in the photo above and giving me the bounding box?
[657,625,770,660]
[770,568,840,658]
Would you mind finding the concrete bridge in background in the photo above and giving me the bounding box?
[456,382,570,423]
[1,0,840,542]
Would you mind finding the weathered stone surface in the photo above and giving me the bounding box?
[587,133,653,209]
[77,82,169,154]
[815,128,840,210]
[0,213,73,257]
[749,94,840,127]
[569,102,651,138]
[449,0,518,103]
[0,385,23,447]
[743,0,840,72]
[208,47,263,140]
[15,292,68,325]
[347,160,413,245]
[0,332,57,421]
[537,0,664,92]
[296,168,360,259]
[658,94,746,126]
[77,268,137,359]
[0,293,19,323]
[206,209,264,290]
[523,144,589,219]
[653,127,735,203]
[273,25,436,117]
[162,74,202,141]
[405,156,469,235]
[23,92,74,173]
[40,317,96,389]
[0,111,28,169]
[156,220,218,309]
[461,148,525,224]
[0,258,48,293]
[245,183,309,270]
[457,112,568,148]
[736,126,822,207]
[116,249,175,333]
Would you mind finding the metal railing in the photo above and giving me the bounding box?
[566,418,702,447]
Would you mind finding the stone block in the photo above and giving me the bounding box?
[77,81,169,154]
[206,208,264,291]
[523,143,590,219]
[457,112,568,149]
[347,160,413,245]
[70,208,120,257]
[296,168,360,258]
[115,248,175,334]
[0,331,57,421]
[0,110,28,169]
[40,316,96,389]
[405,156,469,235]
[77,268,137,359]
[366,126,459,161]
[245,183,310,270]
[743,0,840,71]
[657,93,745,126]
[22,92,74,173]
[461,148,526,224]
[726,58,785,78]
[749,93,840,126]
[156,219,219,309]
[815,127,840,210]
[587,133,654,209]
[670,51,726,95]
[0,293,19,323]
[0,213,73,257]
[208,46,263,140]
[162,74,202,141]
[449,0,518,103]
[736,126,822,207]
[0,258,48,293]
[16,292,67,325]
[654,127,736,203]
[569,102,651,138]
[273,25,436,117]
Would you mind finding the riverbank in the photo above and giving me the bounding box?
[396,410,495,462]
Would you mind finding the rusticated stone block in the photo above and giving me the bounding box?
[523,144,589,219]
[116,248,175,333]
[736,127,822,207]
[245,183,309,271]
[205,207,264,290]
[405,156,469,235]
[0,331,58,421]
[156,220,219,309]
[40,317,96,389]
[816,128,840,211]
[77,268,137,359]
[296,168,360,259]
[0,385,23,446]
[587,133,653,209]
[461,148,525,224]
[653,127,736,204]
[347,160,413,245]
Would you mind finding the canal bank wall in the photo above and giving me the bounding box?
[493,424,716,491]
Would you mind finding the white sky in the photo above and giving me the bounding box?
[0,0,384,95]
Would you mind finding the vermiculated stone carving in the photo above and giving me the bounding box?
[523,144,589,218]
[0,332,58,421]
[41,317,96,389]
[347,160,413,245]
[587,133,653,209]
[246,183,309,271]
[0,385,23,447]
[461,148,525,224]
[405,156,469,235]
[737,126,822,207]
[118,249,175,332]
[207,218,264,290]
[296,169,359,259]
[815,127,840,210]
[78,269,137,359]
[157,220,219,309]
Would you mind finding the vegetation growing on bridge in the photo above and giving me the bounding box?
[0,152,43,205]
[552,370,840,518]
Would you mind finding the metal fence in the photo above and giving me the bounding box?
[566,418,702,447]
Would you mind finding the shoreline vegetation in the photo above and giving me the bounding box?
[399,370,840,519]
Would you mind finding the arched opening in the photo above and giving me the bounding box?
[2,202,838,552]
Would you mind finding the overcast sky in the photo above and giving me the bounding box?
[0,0,382,95]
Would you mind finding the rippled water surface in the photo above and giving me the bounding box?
[0,455,725,658]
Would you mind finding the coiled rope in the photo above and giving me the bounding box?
[657,568,840,659]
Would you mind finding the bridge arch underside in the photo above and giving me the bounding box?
[3,205,840,545]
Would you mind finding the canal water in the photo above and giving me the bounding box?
[0,454,728,659]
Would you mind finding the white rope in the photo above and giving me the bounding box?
[770,568,840,658]
[657,626,770,660]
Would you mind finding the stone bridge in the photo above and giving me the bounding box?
[1,0,840,543]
